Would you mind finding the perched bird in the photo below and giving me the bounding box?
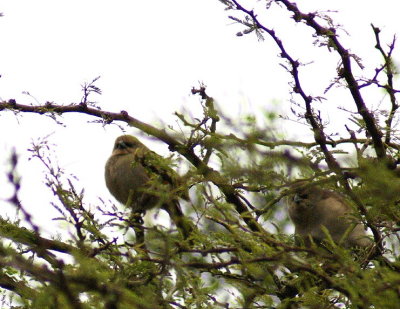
[105,135,192,239]
[287,182,371,248]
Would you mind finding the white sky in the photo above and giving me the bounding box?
[0,0,399,233]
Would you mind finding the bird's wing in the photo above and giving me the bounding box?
[134,147,189,200]
[134,147,193,240]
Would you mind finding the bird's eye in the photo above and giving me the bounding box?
[116,141,134,150]
[299,194,308,199]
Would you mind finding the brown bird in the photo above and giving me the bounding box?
[287,182,371,248]
[105,135,192,240]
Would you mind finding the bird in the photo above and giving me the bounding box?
[287,181,371,248]
[105,135,193,240]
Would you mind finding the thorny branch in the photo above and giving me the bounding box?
[371,24,399,145]
[275,0,388,161]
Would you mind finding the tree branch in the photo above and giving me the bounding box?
[0,100,264,234]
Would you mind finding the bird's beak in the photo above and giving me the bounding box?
[116,141,128,150]
[293,194,302,203]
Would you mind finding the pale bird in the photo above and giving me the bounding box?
[287,182,370,248]
[105,135,192,239]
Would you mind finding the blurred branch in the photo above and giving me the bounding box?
[0,250,153,309]
[0,272,36,300]
[0,217,76,254]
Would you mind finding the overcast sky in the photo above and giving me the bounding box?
[0,0,398,233]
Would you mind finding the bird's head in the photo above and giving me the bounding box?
[287,181,323,210]
[111,135,145,156]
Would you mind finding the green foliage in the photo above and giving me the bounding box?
[1,1,400,308]
[2,91,400,308]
